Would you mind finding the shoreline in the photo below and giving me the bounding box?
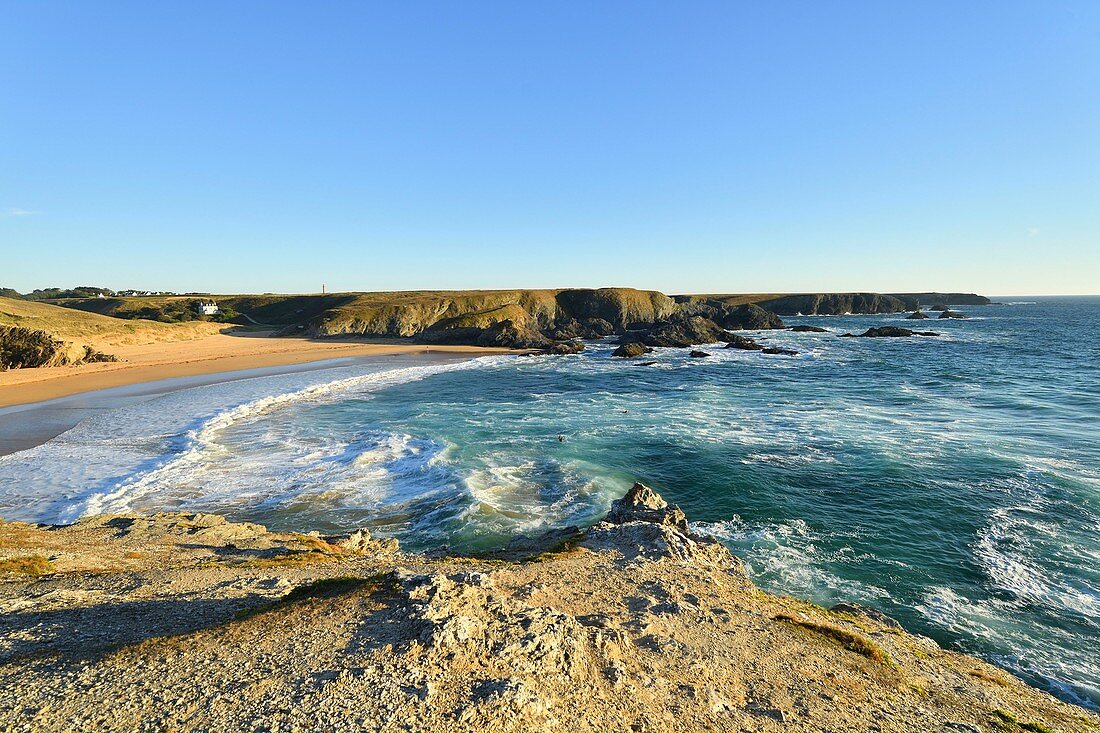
[0,331,515,409]
[0,343,510,456]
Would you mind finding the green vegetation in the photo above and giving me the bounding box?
[774,613,893,665]
[0,554,54,576]
[0,296,219,353]
[990,709,1055,733]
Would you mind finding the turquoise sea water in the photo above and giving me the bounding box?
[1,297,1097,707]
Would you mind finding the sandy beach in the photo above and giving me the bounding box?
[0,331,512,409]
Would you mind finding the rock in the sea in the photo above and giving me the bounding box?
[761,347,798,355]
[612,341,654,358]
[929,303,950,311]
[905,310,929,320]
[724,334,764,350]
[633,360,658,366]
[788,325,828,333]
[639,315,727,348]
[853,327,940,338]
[939,310,967,319]
[688,350,711,358]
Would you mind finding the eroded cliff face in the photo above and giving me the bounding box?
[306,288,678,340]
[1,484,1095,732]
[750,293,910,316]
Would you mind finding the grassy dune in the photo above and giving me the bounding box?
[0,297,221,351]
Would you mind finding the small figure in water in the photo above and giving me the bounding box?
[558,434,565,443]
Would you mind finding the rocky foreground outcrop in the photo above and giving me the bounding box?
[2,485,1094,732]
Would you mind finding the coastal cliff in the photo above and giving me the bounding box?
[35,288,991,354]
[1,485,1094,732]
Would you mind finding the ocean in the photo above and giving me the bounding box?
[1,296,1097,708]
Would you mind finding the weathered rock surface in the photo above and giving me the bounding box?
[1,486,1095,732]
[750,293,908,316]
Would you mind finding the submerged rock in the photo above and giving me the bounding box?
[612,342,654,358]
[851,327,940,338]
[688,350,711,358]
[788,325,828,333]
[939,310,968,319]
[905,310,929,320]
[724,334,764,350]
[761,347,798,355]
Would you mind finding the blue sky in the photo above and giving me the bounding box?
[2,2,1097,295]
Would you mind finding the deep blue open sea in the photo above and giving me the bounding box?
[1,297,1097,708]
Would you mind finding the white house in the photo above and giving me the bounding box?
[195,300,220,316]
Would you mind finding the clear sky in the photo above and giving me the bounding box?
[2,2,1098,295]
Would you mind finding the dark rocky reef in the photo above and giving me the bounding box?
[788,325,828,333]
[939,310,968,319]
[688,350,711,358]
[724,334,764,351]
[841,327,940,338]
[905,311,929,320]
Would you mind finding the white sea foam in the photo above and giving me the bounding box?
[45,358,496,524]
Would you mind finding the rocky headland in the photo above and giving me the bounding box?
[2,484,1095,732]
[34,288,991,355]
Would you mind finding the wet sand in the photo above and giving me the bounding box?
[0,331,511,408]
